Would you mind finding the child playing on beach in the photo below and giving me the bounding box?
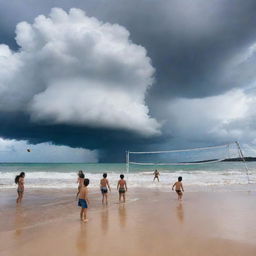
[15,172,25,204]
[76,170,85,199]
[153,169,160,182]
[172,176,184,201]
[117,174,127,203]
[100,173,111,205]
[78,178,90,222]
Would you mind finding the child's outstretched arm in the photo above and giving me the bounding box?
[117,181,119,190]
[125,181,128,191]
[181,183,184,192]
[172,182,176,191]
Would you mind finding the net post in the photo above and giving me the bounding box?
[227,144,230,159]
[235,141,250,184]
[126,150,130,173]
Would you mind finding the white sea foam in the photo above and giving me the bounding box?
[0,168,255,190]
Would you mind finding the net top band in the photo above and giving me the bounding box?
[129,143,232,154]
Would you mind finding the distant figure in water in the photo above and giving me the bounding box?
[100,173,111,205]
[15,172,25,203]
[76,170,85,199]
[153,169,160,182]
[78,178,90,222]
[172,176,184,201]
[117,174,127,203]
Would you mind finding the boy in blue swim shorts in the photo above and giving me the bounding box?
[78,178,90,222]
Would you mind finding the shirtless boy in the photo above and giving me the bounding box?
[172,176,184,201]
[117,174,127,203]
[78,178,90,222]
[153,169,160,182]
[100,173,111,205]
[76,170,85,199]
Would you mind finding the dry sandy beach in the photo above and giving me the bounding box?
[0,188,256,256]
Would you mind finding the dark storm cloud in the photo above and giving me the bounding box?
[84,0,256,98]
[0,112,165,162]
[1,0,256,161]
[2,0,256,97]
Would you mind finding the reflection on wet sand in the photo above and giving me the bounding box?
[101,207,109,234]
[76,222,88,256]
[15,206,25,237]
[118,204,126,228]
[176,202,184,223]
[1,189,256,256]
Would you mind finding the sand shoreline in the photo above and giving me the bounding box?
[0,188,256,256]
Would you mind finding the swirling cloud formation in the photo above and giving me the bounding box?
[0,8,160,136]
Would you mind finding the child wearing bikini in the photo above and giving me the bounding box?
[15,172,25,204]
[76,170,85,199]
[117,174,127,203]
[78,178,90,222]
[172,176,184,201]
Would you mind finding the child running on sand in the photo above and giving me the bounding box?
[172,176,184,201]
[76,170,85,199]
[117,174,127,203]
[100,173,111,205]
[15,172,25,204]
[153,169,160,182]
[78,178,90,222]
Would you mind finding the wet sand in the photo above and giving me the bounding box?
[0,188,256,256]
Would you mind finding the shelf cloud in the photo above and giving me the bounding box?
[1,1,256,161]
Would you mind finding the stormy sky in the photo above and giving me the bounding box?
[1,0,256,162]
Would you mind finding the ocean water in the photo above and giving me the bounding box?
[0,162,255,191]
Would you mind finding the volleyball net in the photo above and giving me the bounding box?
[126,141,250,183]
